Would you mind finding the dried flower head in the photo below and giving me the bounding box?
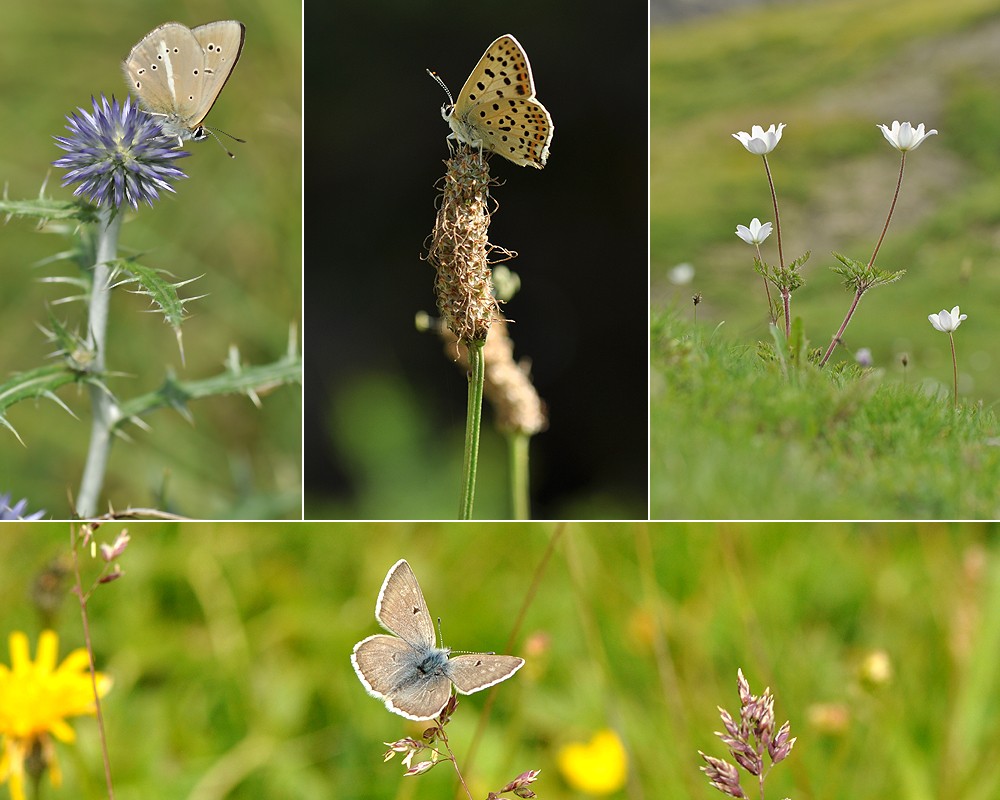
[53,95,189,210]
[427,146,503,343]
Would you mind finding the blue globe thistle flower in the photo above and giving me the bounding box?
[0,492,45,520]
[53,95,189,210]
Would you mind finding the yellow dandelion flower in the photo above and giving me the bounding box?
[557,728,628,795]
[0,631,112,800]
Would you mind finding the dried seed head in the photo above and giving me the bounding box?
[427,146,502,343]
[438,317,547,436]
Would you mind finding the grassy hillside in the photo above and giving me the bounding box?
[651,311,1000,518]
[651,0,1000,403]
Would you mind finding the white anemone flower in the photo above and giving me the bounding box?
[735,218,773,245]
[928,306,967,333]
[732,123,786,155]
[877,121,938,152]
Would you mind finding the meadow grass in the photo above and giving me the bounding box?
[651,311,1000,519]
[2,523,998,800]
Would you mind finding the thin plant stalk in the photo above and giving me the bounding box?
[77,209,121,518]
[820,287,863,367]
[464,523,565,781]
[949,331,959,408]
[70,527,115,800]
[754,242,776,325]
[508,433,530,520]
[761,154,789,337]
[460,339,486,519]
[820,153,906,367]
[762,155,784,271]
[868,153,906,269]
[435,721,474,800]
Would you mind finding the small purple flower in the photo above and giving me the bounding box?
[855,347,873,367]
[54,95,189,210]
[0,492,45,520]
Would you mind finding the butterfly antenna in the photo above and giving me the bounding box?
[204,126,247,159]
[426,69,455,106]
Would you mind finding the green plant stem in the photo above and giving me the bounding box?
[820,154,905,368]
[820,288,864,367]
[70,527,116,799]
[762,154,784,270]
[77,209,122,518]
[869,153,905,268]
[781,289,791,340]
[507,432,530,520]
[949,331,958,408]
[755,242,776,325]
[459,339,486,519]
[761,155,790,336]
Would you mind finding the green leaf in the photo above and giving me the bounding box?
[111,260,198,329]
[0,365,89,444]
[0,196,100,224]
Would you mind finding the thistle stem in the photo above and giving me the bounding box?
[77,209,122,518]
[460,339,486,519]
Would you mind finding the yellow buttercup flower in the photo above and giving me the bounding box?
[0,631,112,800]
[557,728,627,795]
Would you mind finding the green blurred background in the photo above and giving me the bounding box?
[0,0,301,518]
[651,0,1000,400]
[2,522,998,799]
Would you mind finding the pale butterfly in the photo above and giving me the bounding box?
[351,559,525,721]
[432,34,553,169]
[122,21,245,150]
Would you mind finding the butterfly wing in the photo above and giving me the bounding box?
[375,559,437,650]
[351,634,453,720]
[450,34,553,168]
[122,22,199,119]
[188,21,245,125]
[122,21,244,133]
[445,653,525,694]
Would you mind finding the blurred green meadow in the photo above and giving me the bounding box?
[2,522,999,799]
[0,1,301,518]
[651,0,1000,400]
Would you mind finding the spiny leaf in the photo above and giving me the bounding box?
[0,365,91,443]
[0,196,100,224]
